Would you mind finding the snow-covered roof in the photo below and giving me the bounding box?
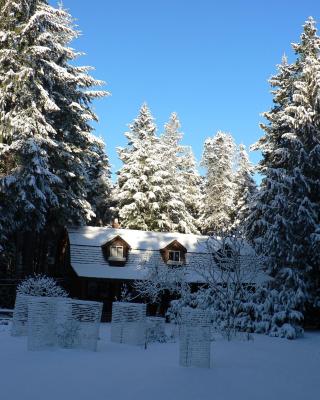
[68,226,211,281]
[68,226,265,283]
[69,261,150,281]
[68,226,210,253]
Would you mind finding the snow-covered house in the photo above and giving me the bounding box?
[67,226,212,319]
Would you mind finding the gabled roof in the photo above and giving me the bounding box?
[161,240,188,253]
[68,226,211,253]
[101,235,131,249]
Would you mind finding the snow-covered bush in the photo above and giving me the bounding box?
[168,234,305,340]
[17,274,68,298]
[184,234,261,340]
[146,317,166,343]
[168,286,254,340]
[56,319,81,348]
[234,283,304,339]
[134,259,188,314]
[166,294,193,326]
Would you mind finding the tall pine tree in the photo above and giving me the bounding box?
[117,109,202,233]
[246,17,320,334]
[86,137,113,226]
[232,144,257,230]
[0,0,111,271]
[180,146,202,229]
[116,104,167,231]
[159,113,200,233]
[201,131,236,234]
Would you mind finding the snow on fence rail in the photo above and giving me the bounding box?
[0,308,14,314]
[0,309,14,324]
[111,302,146,346]
[179,308,212,368]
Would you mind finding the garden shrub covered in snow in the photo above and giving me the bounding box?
[12,275,68,336]
[17,274,68,298]
[146,317,166,343]
[168,283,304,340]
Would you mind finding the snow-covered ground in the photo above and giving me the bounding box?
[0,322,319,400]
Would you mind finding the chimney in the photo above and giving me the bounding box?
[112,218,120,229]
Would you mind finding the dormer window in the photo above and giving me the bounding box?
[160,240,187,266]
[213,244,235,271]
[101,236,130,266]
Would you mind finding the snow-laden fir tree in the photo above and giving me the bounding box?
[117,104,168,231]
[246,17,320,336]
[245,55,296,261]
[232,144,257,230]
[201,131,236,234]
[159,113,200,233]
[0,0,62,263]
[0,0,111,270]
[0,0,60,232]
[86,137,113,226]
[179,145,203,228]
[0,189,13,275]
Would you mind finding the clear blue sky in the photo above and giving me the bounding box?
[52,0,319,178]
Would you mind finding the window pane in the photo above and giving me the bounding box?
[110,246,123,257]
[169,251,180,262]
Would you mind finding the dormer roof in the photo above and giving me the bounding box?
[160,239,187,253]
[101,235,131,249]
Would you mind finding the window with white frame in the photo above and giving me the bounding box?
[110,246,124,258]
[168,250,181,262]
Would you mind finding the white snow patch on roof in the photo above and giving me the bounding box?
[68,226,211,253]
[67,227,263,282]
[70,262,149,280]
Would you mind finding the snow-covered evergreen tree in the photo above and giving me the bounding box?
[86,137,113,226]
[232,145,257,230]
[117,104,168,231]
[0,0,62,258]
[159,113,200,233]
[245,55,295,263]
[116,109,201,233]
[246,17,320,334]
[201,131,236,233]
[0,0,111,268]
[179,146,202,229]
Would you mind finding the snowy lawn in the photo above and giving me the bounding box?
[0,323,319,400]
